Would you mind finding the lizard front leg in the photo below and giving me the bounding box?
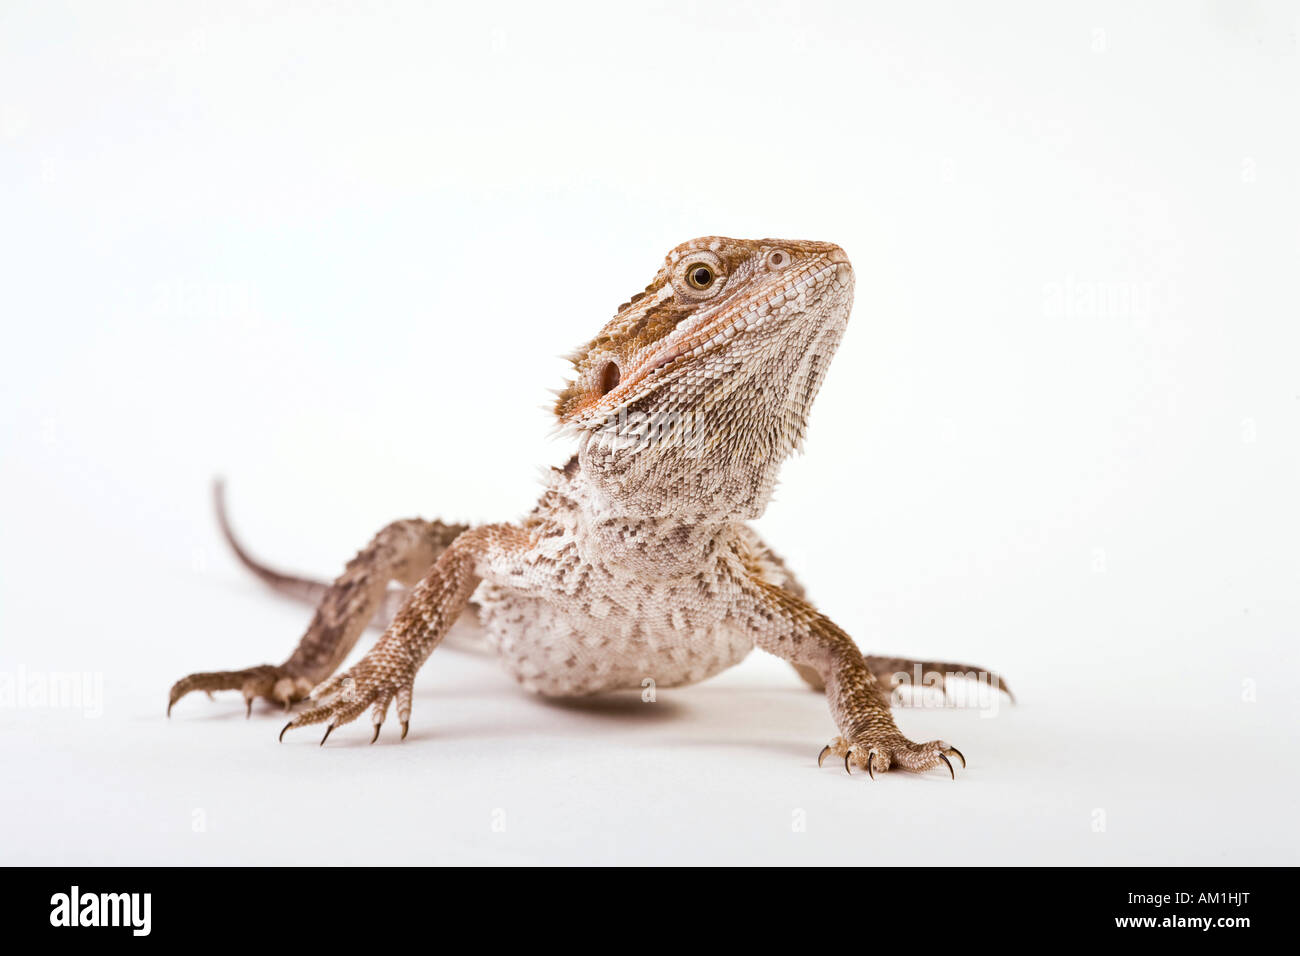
[743,577,965,778]
[280,523,526,744]
[752,535,1011,700]
[168,517,462,716]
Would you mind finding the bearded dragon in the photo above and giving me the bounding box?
[168,237,1011,777]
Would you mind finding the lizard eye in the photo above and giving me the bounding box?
[673,250,724,298]
[685,264,715,290]
[599,361,620,395]
[766,249,790,270]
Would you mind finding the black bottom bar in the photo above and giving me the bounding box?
[3,866,1285,942]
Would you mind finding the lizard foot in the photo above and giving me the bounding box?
[817,733,966,779]
[168,664,314,717]
[278,659,414,746]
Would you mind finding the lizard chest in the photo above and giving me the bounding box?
[473,520,755,697]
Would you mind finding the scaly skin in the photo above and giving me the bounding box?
[169,237,1011,777]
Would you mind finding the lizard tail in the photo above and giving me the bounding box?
[213,478,331,607]
[211,479,482,644]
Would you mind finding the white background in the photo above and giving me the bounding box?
[2,1,1297,865]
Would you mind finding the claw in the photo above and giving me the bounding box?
[166,700,173,718]
[400,720,409,741]
[320,723,335,746]
[939,753,954,780]
[245,697,253,719]
[866,751,876,780]
[844,752,852,775]
[279,722,292,743]
[997,676,1016,704]
[818,744,831,767]
[371,724,381,744]
[947,746,966,769]
[283,699,292,713]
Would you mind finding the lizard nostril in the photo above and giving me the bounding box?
[599,361,620,396]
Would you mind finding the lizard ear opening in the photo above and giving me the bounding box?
[599,361,621,396]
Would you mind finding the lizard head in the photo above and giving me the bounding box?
[556,236,854,521]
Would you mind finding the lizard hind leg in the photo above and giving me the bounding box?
[792,656,1013,704]
[167,665,314,717]
[864,656,1015,705]
[791,662,828,692]
[168,497,467,718]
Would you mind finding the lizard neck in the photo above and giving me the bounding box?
[549,454,738,577]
